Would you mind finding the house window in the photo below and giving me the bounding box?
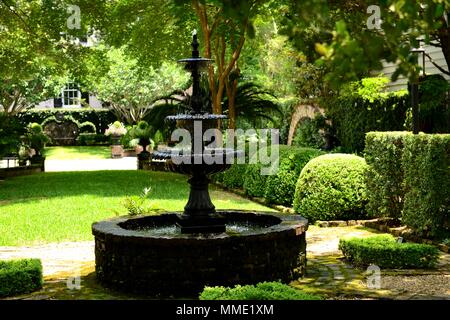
[61,83,81,108]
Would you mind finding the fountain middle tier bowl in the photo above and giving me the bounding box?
[152,148,242,175]
[92,210,308,297]
[166,113,228,121]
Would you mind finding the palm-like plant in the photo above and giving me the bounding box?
[147,81,282,133]
[223,82,282,127]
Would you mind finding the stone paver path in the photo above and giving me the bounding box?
[1,225,449,300]
[292,226,450,300]
[45,158,137,172]
[0,242,94,277]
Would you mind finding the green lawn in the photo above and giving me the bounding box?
[0,171,274,246]
[44,146,111,160]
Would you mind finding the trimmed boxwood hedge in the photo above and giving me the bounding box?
[16,109,116,134]
[242,145,274,198]
[339,235,439,269]
[264,146,324,206]
[364,132,449,236]
[364,132,412,219]
[402,134,450,236]
[325,78,409,153]
[199,281,322,300]
[0,259,43,297]
[293,154,368,222]
[221,164,248,189]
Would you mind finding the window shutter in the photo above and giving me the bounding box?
[54,97,63,108]
[81,91,90,105]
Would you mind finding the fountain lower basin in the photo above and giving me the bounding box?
[92,210,308,297]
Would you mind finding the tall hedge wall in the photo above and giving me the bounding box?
[364,132,450,236]
[402,134,450,236]
[325,78,409,153]
[364,132,412,219]
[327,94,409,153]
[16,109,116,134]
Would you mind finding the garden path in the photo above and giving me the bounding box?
[1,225,449,300]
[44,158,137,172]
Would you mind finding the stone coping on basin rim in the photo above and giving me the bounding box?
[92,210,309,243]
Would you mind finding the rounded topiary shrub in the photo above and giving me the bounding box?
[264,146,324,206]
[293,153,368,221]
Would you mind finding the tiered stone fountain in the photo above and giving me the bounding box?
[92,33,308,297]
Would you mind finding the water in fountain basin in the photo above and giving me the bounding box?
[130,222,267,238]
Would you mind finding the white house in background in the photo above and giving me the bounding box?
[381,44,450,92]
[35,31,104,110]
[35,82,103,109]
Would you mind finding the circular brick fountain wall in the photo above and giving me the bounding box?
[92,210,308,297]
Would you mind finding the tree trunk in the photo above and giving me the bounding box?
[192,0,247,128]
[437,25,450,75]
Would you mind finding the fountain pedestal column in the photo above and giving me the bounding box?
[177,170,226,233]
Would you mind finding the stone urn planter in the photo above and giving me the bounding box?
[110,134,122,146]
[110,135,124,159]
[137,138,151,169]
[30,155,45,171]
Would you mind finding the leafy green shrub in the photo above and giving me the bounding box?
[25,123,50,156]
[243,143,274,197]
[121,187,161,216]
[364,132,412,218]
[402,134,450,237]
[293,154,368,221]
[130,120,153,145]
[211,171,224,184]
[199,282,322,300]
[0,113,24,157]
[243,162,269,197]
[292,114,333,150]
[325,77,409,153]
[221,164,249,189]
[417,74,450,133]
[0,259,43,297]
[264,146,324,206]
[339,235,439,269]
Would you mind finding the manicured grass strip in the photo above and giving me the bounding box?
[0,171,274,246]
[44,146,111,160]
[339,235,439,269]
[200,281,323,300]
[0,259,43,297]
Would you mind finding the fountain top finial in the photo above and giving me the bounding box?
[192,30,199,58]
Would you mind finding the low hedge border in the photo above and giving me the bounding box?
[312,217,449,253]
[339,235,440,269]
[0,259,43,297]
[199,281,323,300]
[212,181,295,214]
